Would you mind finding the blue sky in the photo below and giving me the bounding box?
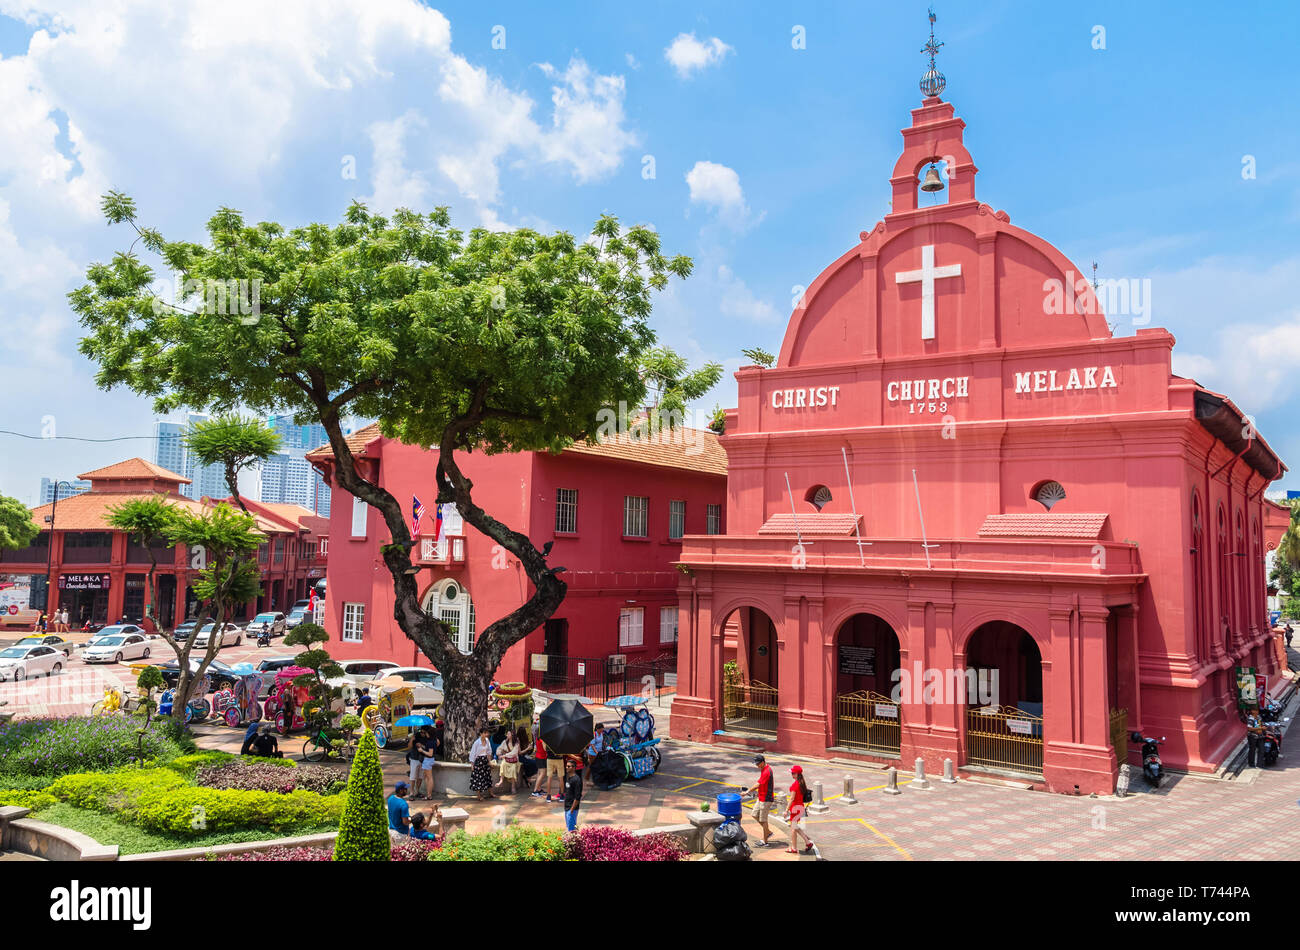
[0,0,1298,505]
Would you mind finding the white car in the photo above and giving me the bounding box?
[339,659,399,685]
[369,666,445,708]
[0,644,65,681]
[191,622,244,650]
[81,632,153,664]
[81,624,145,651]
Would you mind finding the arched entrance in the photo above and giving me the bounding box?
[832,613,902,756]
[720,605,779,736]
[963,621,1044,775]
[422,579,477,654]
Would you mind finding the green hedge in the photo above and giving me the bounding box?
[0,789,57,810]
[161,751,293,778]
[429,826,569,862]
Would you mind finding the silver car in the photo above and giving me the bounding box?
[191,622,243,650]
[245,612,287,639]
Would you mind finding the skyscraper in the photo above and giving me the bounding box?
[152,414,230,501]
[260,413,331,515]
[38,478,91,504]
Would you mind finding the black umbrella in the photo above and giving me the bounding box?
[538,698,594,756]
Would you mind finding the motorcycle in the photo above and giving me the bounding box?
[256,629,272,648]
[1257,717,1289,767]
[1260,697,1284,723]
[1130,731,1165,787]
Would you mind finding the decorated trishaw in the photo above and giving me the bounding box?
[159,674,212,724]
[212,668,264,727]
[589,695,661,788]
[264,666,313,734]
[489,681,535,743]
[373,678,416,748]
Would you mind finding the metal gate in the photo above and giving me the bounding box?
[965,704,1044,775]
[834,691,901,756]
[722,679,778,735]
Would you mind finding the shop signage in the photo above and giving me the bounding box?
[58,573,111,591]
[838,644,876,676]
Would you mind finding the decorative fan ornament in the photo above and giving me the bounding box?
[812,486,833,511]
[1034,481,1066,511]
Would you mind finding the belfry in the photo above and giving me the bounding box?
[669,12,1287,793]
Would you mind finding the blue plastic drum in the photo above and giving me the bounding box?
[716,792,742,823]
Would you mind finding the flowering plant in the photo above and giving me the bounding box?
[196,761,344,795]
[563,826,687,862]
[0,716,186,776]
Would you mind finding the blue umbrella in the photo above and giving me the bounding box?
[394,714,435,728]
[604,695,645,708]
[230,662,257,675]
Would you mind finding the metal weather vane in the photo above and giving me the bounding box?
[920,6,946,98]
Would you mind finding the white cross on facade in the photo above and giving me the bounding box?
[894,244,961,341]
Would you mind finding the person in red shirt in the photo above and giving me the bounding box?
[783,764,815,855]
[530,732,551,798]
[741,754,775,847]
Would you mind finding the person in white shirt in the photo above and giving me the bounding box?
[468,726,495,801]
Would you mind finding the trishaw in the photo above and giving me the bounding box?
[359,704,391,749]
[159,674,211,724]
[374,680,415,749]
[588,695,661,787]
[212,670,264,727]
[264,666,312,734]
[490,681,535,744]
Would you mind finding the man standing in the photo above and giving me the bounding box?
[741,754,775,847]
[563,756,583,833]
[1245,708,1262,769]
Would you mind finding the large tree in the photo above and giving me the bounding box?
[105,495,177,631]
[73,194,692,756]
[0,493,38,551]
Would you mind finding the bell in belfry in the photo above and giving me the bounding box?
[920,164,944,192]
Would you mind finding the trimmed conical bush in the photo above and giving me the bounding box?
[333,729,391,861]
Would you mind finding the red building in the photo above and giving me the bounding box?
[305,424,726,684]
[670,92,1286,795]
[0,458,327,631]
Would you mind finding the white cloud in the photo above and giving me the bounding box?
[685,160,762,231]
[664,32,732,78]
[625,53,641,70]
[536,59,639,184]
[717,264,780,324]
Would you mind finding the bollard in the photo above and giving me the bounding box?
[841,775,859,805]
[1116,763,1130,798]
[941,757,957,784]
[912,757,932,790]
[808,779,830,814]
[883,766,902,795]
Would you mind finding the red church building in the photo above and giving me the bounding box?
[669,89,1286,795]
[306,423,726,684]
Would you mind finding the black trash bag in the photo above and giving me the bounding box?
[713,819,748,849]
[590,749,626,790]
[716,836,752,862]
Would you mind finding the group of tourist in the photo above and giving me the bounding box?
[36,608,70,633]
[387,780,441,842]
[741,754,816,855]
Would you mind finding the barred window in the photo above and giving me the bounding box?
[342,603,364,643]
[706,503,722,535]
[555,488,578,534]
[624,496,648,538]
[669,500,686,540]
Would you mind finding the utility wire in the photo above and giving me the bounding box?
[0,429,155,443]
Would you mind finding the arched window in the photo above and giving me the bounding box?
[422,579,477,655]
[804,485,832,511]
[1191,492,1205,659]
[1032,480,1066,511]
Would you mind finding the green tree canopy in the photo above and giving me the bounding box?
[740,346,775,368]
[185,414,281,510]
[0,494,38,551]
[106,494,177,626]
[73,195,693,755]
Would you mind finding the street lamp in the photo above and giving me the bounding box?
[42,480,76,623]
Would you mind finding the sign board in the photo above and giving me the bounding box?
[874,703,898,719]
[1235,667,1258,708]
[58,573,111,591]
[663,673,678,688]
[530,654,549,672]
[577,662,586,676]
[1007,719,1034,735]
[838,644,876,676]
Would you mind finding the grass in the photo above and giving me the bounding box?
[32,803,336,856]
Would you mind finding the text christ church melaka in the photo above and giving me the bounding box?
[670,53,1284,795]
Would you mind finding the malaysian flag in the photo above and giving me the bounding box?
[412,495,427,536]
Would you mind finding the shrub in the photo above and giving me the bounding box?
[196,761,342,795]
[564,826,687,862]
[163,751,295,778]
[428,826,568,862]
[48,769,186,813]
[214,839,437,861]
[131,786,344,836]
[333,729,389,861]
[0,716,186,775]
[0,789,56,810]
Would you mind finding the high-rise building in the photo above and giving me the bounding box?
[38,478,91,504]
[261,413,331,515]
[152,414,229,501]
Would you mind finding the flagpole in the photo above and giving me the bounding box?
[911,469,939,569]
[841,447,869,566]
[783,472,804,551]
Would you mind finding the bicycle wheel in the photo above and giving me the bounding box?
[373,725,390,749]
[303,737,328,763]
[91,701,106,716]
[648,746,661,770]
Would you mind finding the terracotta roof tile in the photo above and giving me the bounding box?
[561,428,727,476]
[758,512,863,536]
[77,457,189,484]
[305,423,382,462]
[978,513,1109,540]
[29,493,288,535]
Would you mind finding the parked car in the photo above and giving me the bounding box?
[245,612,287,640]
[252,655,299,698]
[369,666,444,708]
[80,624,145,650]
[13,634,72,657]
[173,619,206,641]
[0,644,65,680]
[81,632,152,664]
[156,658,238,692]
[340,659,399,686]
[191,622,243,650]
[285,606,310,629]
